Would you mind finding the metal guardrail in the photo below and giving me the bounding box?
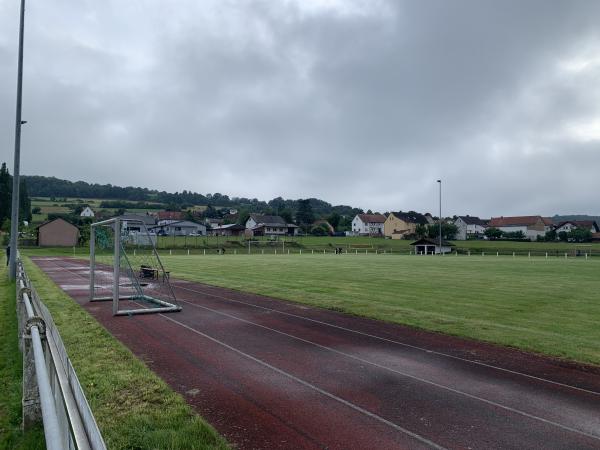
[16,258,106,450]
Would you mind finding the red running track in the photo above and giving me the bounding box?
[33,257,600,450]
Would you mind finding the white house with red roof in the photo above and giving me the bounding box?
[351,213,386,236]
[488,216,551,241]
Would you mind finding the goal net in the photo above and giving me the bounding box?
[89,218,181,316]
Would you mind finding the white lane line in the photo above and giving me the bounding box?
[40,259,445,448]
[175,296,600,442]
[171,282,600,397]
[158,313,447,450]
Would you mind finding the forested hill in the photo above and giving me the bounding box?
[22,175,363,217]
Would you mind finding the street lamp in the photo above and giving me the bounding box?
[437,180,442,255]
[9,0,26,280]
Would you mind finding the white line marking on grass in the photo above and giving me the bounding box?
[174,297,600,442]
[159,313,447,450]
[170,282,600,398]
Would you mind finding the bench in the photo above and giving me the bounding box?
[139,265,158,279]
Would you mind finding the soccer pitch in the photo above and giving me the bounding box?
[160,253,600,365]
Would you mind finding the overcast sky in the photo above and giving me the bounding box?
[1,0,600,217]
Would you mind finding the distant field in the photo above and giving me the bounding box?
[157,254,600,366]
[153,235,600,256]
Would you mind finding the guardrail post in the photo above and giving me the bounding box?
[22,318,43,429]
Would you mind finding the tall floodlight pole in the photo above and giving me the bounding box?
[437,180,442,255]
[9,0,26,280]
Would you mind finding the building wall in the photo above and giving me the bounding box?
[351,216,365,234]
[38,220,79,247]
[352,216,384,235]
[384,215,414,239]
[246,217,258,229]
[497,225,543,241]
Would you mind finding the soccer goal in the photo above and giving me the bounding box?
[89,217,181,316]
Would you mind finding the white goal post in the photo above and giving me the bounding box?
[89,217,181,316]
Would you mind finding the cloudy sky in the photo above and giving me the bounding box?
[1,0,600,216]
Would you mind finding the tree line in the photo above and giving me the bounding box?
[22,175,364,224]
[0,163,32,237]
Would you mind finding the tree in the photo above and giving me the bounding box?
[415,224,428,238]
[295,199,314,231]
[485,227,503,240]
[558,231,568,242]
[426,223,457,240]
[311,223,329,236]
[0,163,32,227]
[237,209,250,226]
[544,229,557,241]
[327,212,341,231]
[280,209,293,224]
[569,227,592,243]
[19,179,32,223]
[0,163,11,227]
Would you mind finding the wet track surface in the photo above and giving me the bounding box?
[33,257,600,449]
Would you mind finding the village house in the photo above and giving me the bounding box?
[210,223,246,237]
[554,220,600,235]
[116,213,157,233]
[154,220,206,236]
[204,218,223,228]
[487,216,551,241]
[383,211,429,239]
[157,210,184,221]
[246,214,299,237]
[37,218,79,247]
[351,214,386,236]
[80,206,95,217]
[454,216,488,240]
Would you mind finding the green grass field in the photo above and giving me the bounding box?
[157,253,600,366]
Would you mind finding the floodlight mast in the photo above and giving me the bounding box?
[9,0,26,280]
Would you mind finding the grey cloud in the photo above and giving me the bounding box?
[1,0,600,216]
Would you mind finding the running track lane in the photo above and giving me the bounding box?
[32,257,600,450]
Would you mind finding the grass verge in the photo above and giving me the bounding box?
[0,260,45,450]
[21,257,229,450]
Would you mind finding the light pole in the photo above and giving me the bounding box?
[9,0,26,280]
[437,179,442,255]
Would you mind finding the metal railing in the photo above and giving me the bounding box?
[16,257,106,450]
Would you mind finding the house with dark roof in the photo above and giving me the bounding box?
[351,214,386,236]
[152,220,206,236]
[210,223,246,237]
[454,216,488,240]
[554,220,600,235]
[115,213,157,233]
[383,211,429,239]
[246,214,299,237]
[488,216,549,241]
